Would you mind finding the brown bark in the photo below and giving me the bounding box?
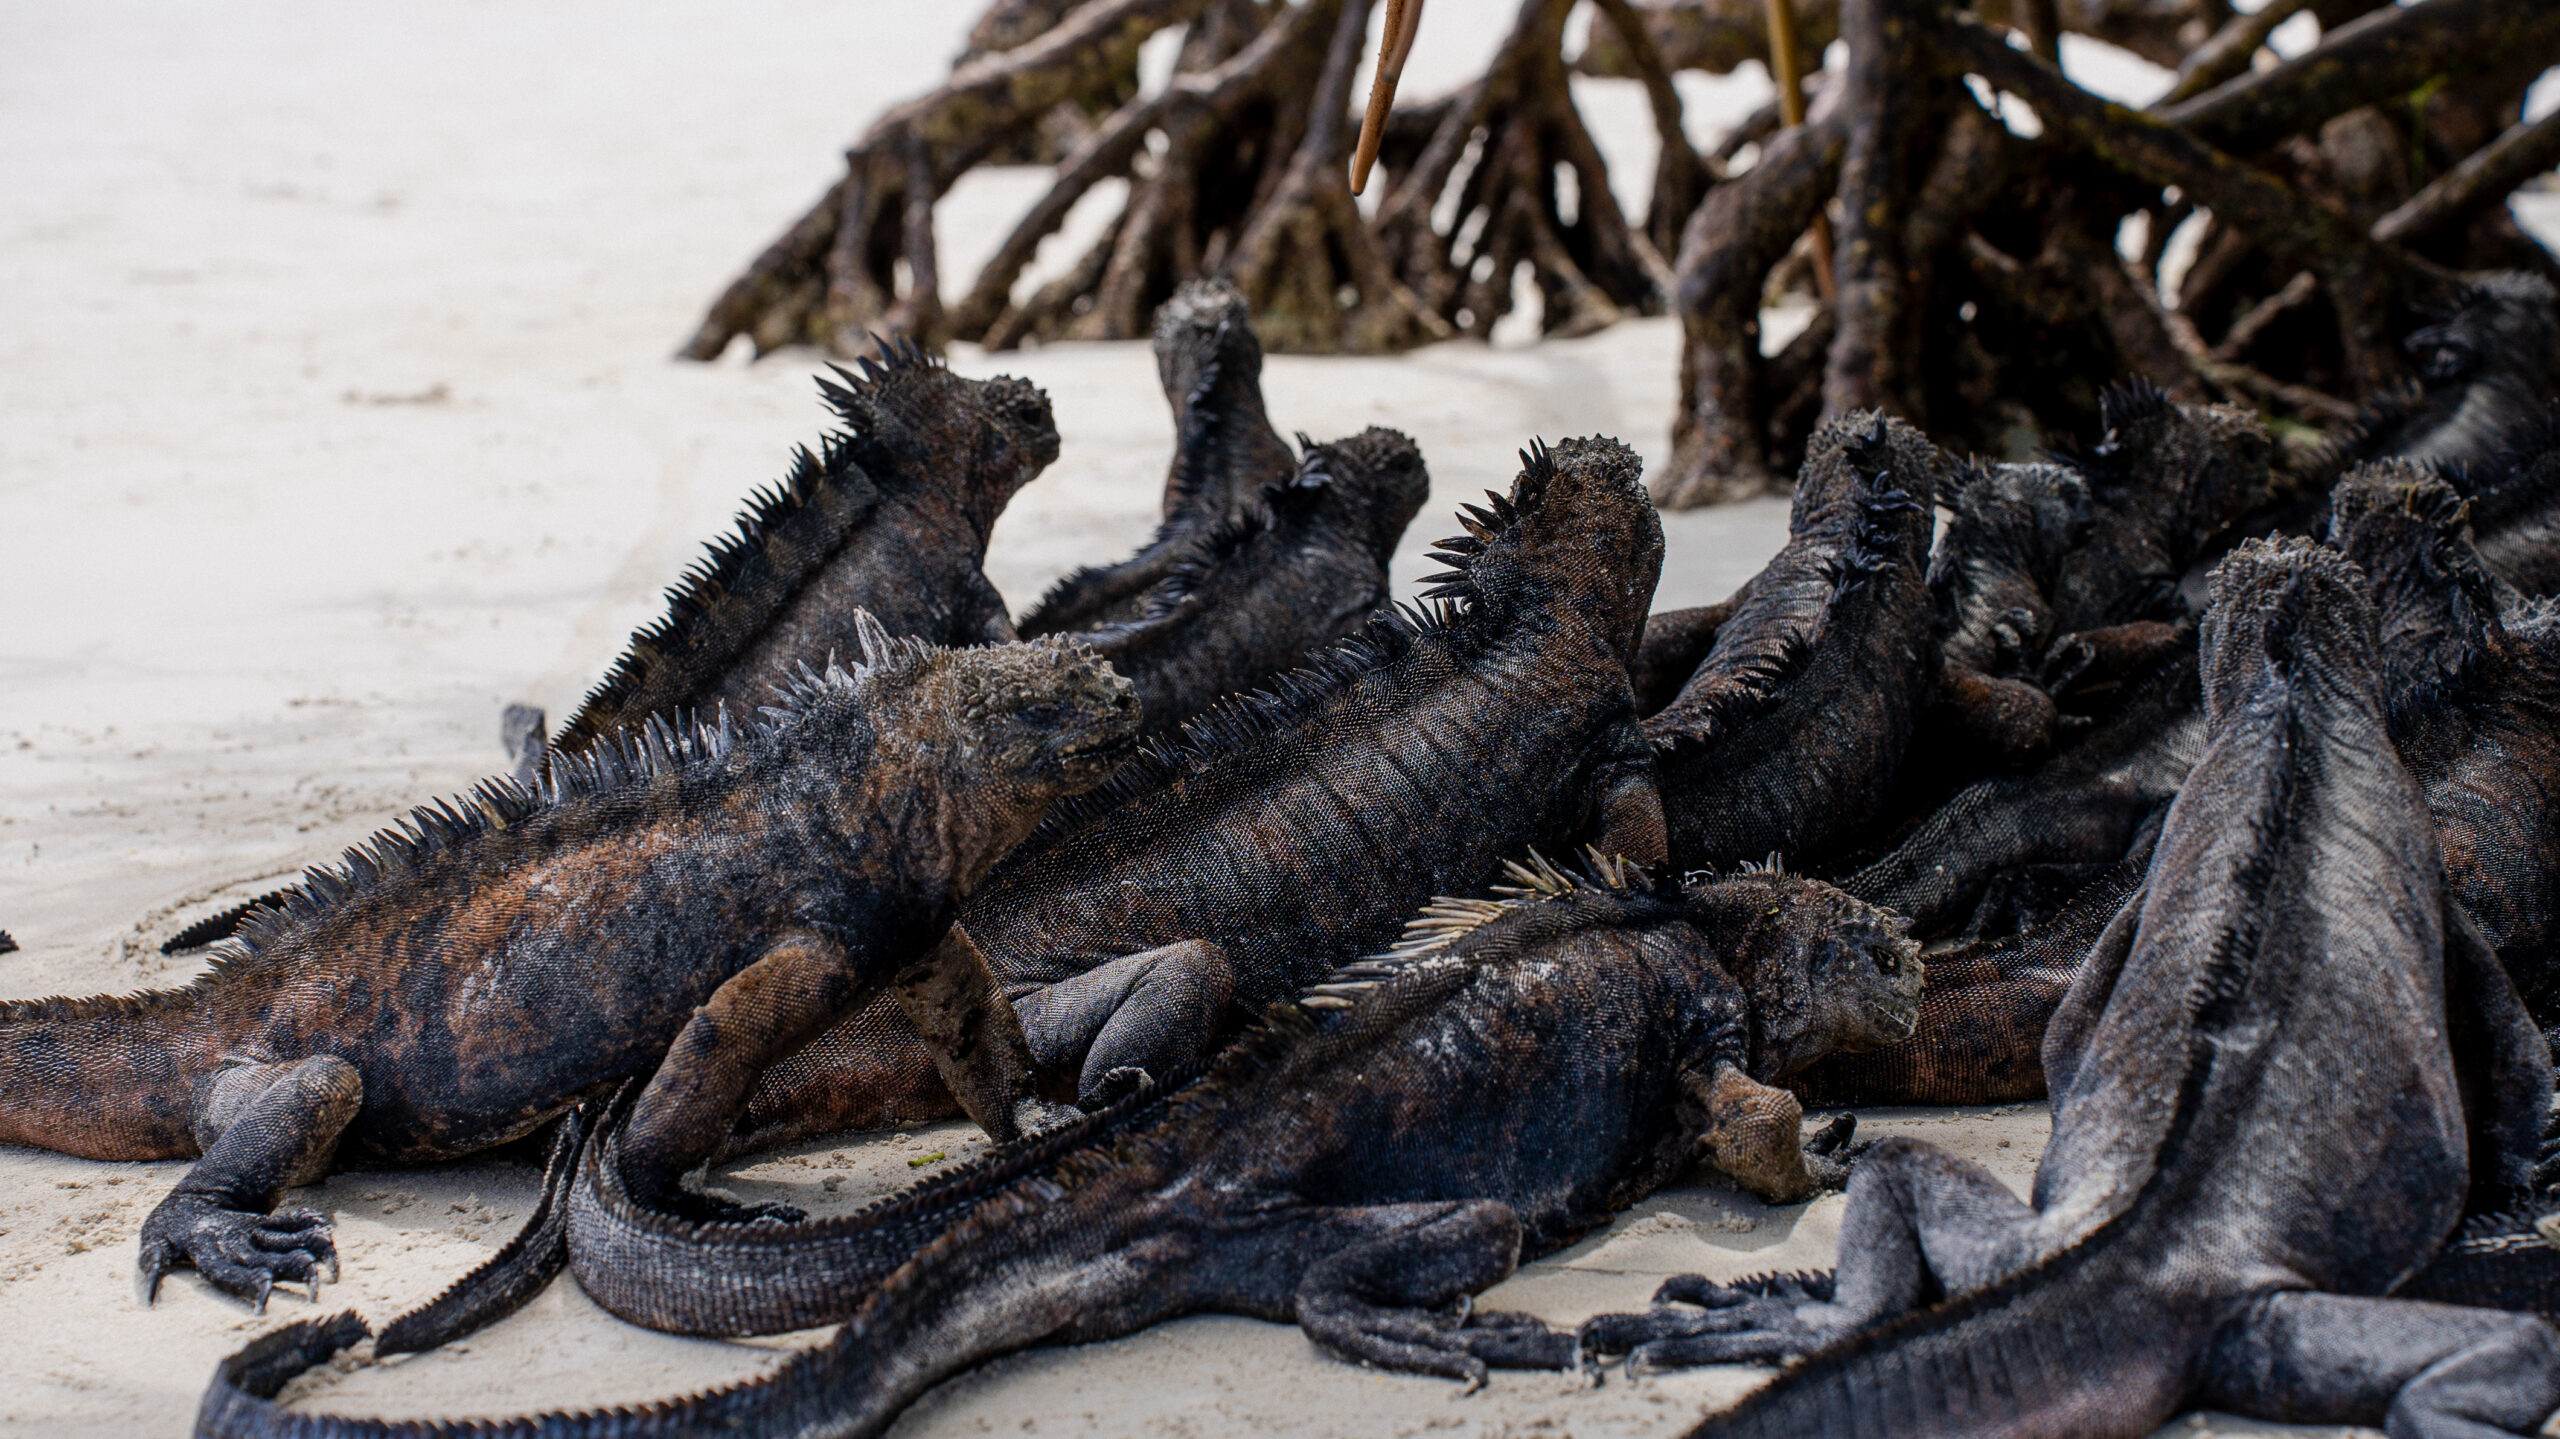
[1943,17,2411,398]
[1371,0,1668,342]
[2164,0,2560,154]
[1657,112,1848,509]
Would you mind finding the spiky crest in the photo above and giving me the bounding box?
[158,624,934,989]
[1413,438,1558,611]
[550,363,941,754]
[1109,447,1341,630]
[1004,602,1459,854]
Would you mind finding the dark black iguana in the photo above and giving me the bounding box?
[1967,382,2270,729]
[2459,404,2560,598]
[0,620,1135,1308]
[1645,412,1943,873]
[2328,461,2560,1039]
[1018,276,1301,637]
[196,856,1928,1435]
[161,346,1065,960]
[2344,271,2559,478]
[1580,537,2560,1439]
[510,342,1060,772]
[0,930,15,955]
[729,436,1673,1150]
[1074,424,1429,737]
[1918,459,2092,766]
[1840,640,2200,940]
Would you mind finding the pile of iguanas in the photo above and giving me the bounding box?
[14,271,2560,1437]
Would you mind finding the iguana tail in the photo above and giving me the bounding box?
[195,1161,1188,1439]
[0,990,197,1160]
[1696,1224,2212,1439]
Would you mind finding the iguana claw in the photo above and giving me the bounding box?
[138,1196,336,1311]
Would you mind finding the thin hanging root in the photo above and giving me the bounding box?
[1227,0,1452,353]
[1352,0,1427,193]
[1372,0,1665,342]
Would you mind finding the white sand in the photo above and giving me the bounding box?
[0,2,2494,1433]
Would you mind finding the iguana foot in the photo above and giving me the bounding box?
[1580,1272,1841,1373]
[1012,1095,1086,1134]
[1307,1301,1580,1391]
[138,1195,337,1311]
[1801,1112,1866,1193]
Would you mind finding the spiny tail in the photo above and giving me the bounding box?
[1695,1229,2204,1439]
[0,990,197,1160]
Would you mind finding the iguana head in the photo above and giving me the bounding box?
[1689,871,1923,1080]
[2080,381,2273,557]
[1419,435,1662,664]
[1295,426,1431,559]
[2199,536,2381,728]
[2406,271,2557,390]
[833,614,1139,883]
[818,343,1061,534]
[2324,461,2509,721]
[1955,460,2089,577]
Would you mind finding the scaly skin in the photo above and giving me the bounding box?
[730,436,1672,1150]
[1587,539,2558,1437]
[1842,641,2201,940]
[2329,462,2560,1038]
[0,621,1136,1310]
[528,342,1060,768]
[1646,412,1943,873]
[1077,425,1429,737]
[2463,405,2560,598]
[1019,277,1301,636]
[1793,859,2143,1109]
[195,860,1926,1437]
[1922,460,2089,764]
[2341,272,2558,478]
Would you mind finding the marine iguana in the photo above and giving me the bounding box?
[1842,640,2200,940]
[0,930,15,955]
[510,342,1060,773]
[729,436,1671,1150]
[2460,404,2560,598]
[1795,859,2144,1109]
[195,857,1927,1435]
[2029,381,2273,699]
[1581,538,2560,1438]
[0,620,1135,1308]
[2327,462,2560,1036]
[1921,459,2091,765]
[2347,272,2560,478]
[1074,425,1428,737]
[1018,277,1301,637]
[1646,413,1943,873]
[159,347,1065,959]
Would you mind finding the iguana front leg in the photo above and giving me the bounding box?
[617,930,875,1224]
[1583,1134,2039,1372]
[140,1055,358,1309]
[1589,720,1669,866]
[1683,1060,1830,1204]
[892,927,1075,1141]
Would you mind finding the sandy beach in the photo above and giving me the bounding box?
[7,2,2534,1433]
